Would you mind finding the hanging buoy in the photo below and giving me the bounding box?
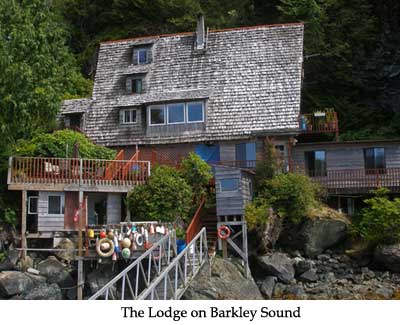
[107,231,115,240]
[114,235,120,253]
[88,228,95,239]
[132,225,137,233]
[118,232,123,241]
[144,229,149,242]
[112,252,117,261]
[99,230,106,239]
[96,238,115,258]
[135,233,144,246]
[149,224,155,234]
[121,238,131,249]
[217,225,231,240]
[121,248,131,259]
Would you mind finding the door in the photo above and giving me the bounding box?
[64,192,87,230]
[195,144,220,163]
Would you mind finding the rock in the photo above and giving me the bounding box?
[37,256,73,287]
[375,287,394,299]
[86,264,118,298]
[257,253,295,284]
[286,284,307,299]
[259,276,276,299]
[0,271,33,297]
[374,243,400,273]
[55,238,76,263]
[293,258,313,275]
[25,273,47,286]
[183,256,262,300]
[317,254,331,261]
[22,283,62,300]
[273,282,287,297]
[0,250,19,271]
[17,255,34,271]
[298,269,318,283]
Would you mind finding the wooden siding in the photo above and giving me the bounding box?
[146,122,205,137]
[64,192,79,230]
[38,192,65,232]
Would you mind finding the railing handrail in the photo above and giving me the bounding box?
[88,230,176,300]
[10,156,150,164]
[138,227,208,300]
[186,197,205,243]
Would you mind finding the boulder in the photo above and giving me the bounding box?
[86,264,118,298]
[297,269,318,283]
[293,257,314,275]
[375,287,394,299]
[0,250,19,271]
[37,256,73,287]
[259,276,277,299]
[285,284,307,299]
[183,256,262,300]
[22,283,62,300]
[55,238,76,263]
[374,243,400,273]
[0,271,33,297]
[257,253,295,284]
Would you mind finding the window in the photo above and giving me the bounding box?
[131,79,143,94]
[219,178,239,192]
[305,150,327,177]
[187,102,204,123]
[236,143,256,168]
[48,195,63,215]
[137,48,148,64]
[167,103,185,124]
[28,196,38,214]
[364,148,385,174]
[149,106,165,125]
[121,109,137,124]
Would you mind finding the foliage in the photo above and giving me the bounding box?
[180,152,212,199]
[261,173,322,224]
[354,188,400,244]
[1,209,17,225]
[245,197,270,231]
[127,166,193,223]
[0,252,6,263]
[255,138,283,193]
[13,129,115,159]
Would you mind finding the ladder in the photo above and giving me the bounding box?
[88,228,208,300]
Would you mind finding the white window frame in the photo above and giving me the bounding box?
[137,48,148,65]
[186,101,205,123]
[121,108,137,125]
[167,103,185,125]
[48,195,64,215]
[28,196,38,215]
[149,105,166,126]
[218,178,240,193]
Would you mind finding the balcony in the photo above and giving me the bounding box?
[306,168,400,194]
[299,112,339,136]
[7,157,150,192]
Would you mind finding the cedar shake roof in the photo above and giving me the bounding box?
[61,23,304,146]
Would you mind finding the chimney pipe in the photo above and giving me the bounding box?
[195,15,206,50]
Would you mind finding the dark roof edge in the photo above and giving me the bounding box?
[100,22,304,45]
[296,139,400,146]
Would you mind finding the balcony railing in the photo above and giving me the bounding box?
[299,112,339,135]
[302,168,400,194]
[213,160,257,170]
[8,156,150,187]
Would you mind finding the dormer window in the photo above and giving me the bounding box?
[133,47,151,65]
[126,75,145,94]
[120,108,137,124]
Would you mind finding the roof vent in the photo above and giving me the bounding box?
[195,15,207,50]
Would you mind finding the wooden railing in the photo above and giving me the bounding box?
[8,156,150,187]
[186,197,206,244]
[299,112,339,135]
[105,149,125,180]
[214,160,257,170]
[298,167,400,193]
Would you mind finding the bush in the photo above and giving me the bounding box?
[261,173,322,224]
[13,129,115,159]
[127,166,193,223]
[355,188,400,244]
[180,152,212,199]
[245,197,270,231]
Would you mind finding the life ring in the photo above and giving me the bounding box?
[134,233,144,246]
[217,225,231,240]
[96,238,115,258]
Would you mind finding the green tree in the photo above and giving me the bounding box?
[127,166,193,223]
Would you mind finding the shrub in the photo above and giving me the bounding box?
[355,188,400,244]
[261,173,322,224]
[14,129,115,159]
[245,197,270,231]
[127,166,193,223]
[180,152,212,199]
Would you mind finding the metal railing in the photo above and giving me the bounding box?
[89,230,177,300]
[8,156,150,186]
[138,227,208,300]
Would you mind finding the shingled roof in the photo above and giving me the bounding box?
[61,23,304,146]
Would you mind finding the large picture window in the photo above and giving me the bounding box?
[167,103,185,124]
[149,106,165,125]
[305,150,327,177]
[187,102,204,123]
[364,148,385,174]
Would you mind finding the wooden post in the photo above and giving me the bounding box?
[77,190,84,300]
[242,221,249,279]
[21,190,27,260]
[222,240,228,259]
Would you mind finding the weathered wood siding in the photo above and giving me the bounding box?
[292,142,400,171]
[107,193,122,224]
[38,192,65,232]
[146,122,205,137]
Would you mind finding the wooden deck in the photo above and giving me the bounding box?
[299,112,339,136]
[7,156,150,191]
[307,168,400,194]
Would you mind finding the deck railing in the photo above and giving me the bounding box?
[299,168,400,193]
[214,160,257,170]
[299,112,339,135]
[8,156,150,187]
[185,197,205,244]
